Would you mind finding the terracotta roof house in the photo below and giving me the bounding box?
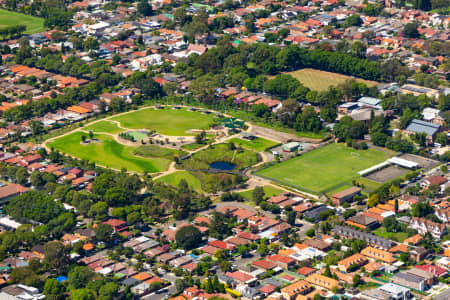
[232,208,256,222]
[281,280,312,300]
[361,247,397,264]
[267,254,296,269]
[103,219,128,233]
[252,260,277,270]
[0,183,30,204]
[297,266,316,276]
[421,176,448,189]
[337,254,368,272]
[305,274,339,290]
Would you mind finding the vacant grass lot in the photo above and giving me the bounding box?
[229,137,279,152]
[287,68,379,92]
[110,108,215,136]
[0,9,45,34]
[49,132,171,173]
[155,171,204,193]
[256,143,393,194]
[83,121,123,134]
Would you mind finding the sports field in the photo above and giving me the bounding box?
[287,68,379,92]
[0,9,45,34]
[110,108,215,136]
[228,137,279,152]
[256,143,393,194]
[83,121,123,134]
[48,132,172,173]
[155,171,204,193]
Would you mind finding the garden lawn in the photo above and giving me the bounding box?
[287,68,379,92]
[110,108,215,136]
[128,131,148,141]
[372,227,409,243]
[0,9,45,34]
[83,121,123,134]
[48,132,171,173]
[256,143,393,194]
[155,171,204,193]
[229,137,279,152]
[238,186,284,201]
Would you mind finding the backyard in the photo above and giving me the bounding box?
[287,68,379,92]
[109,107,216,136]
[256,143,394,194]
[0,9,45,34]
[372,227,409,243]
[48,132,172,173]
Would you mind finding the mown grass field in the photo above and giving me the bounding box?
[48,132,171,173]
[155,171,204,193]
[110,108,215,136]
[256,143,393,194]
[0,9,45,34]
[228,137,279,152]
[287,68,379,92]
[133,145,186,159]
[83,121,123,134]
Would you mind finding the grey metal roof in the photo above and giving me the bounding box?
[358,97,382,106]
[393,272,423,283]
[406,119,440,136]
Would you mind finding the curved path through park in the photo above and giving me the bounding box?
[42,105,321,199]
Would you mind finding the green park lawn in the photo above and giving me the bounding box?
[133,145,186,160]
[238,186,284,201]
[229,137,279,152]
[110,108,215,136]
[0,9,45,34]
[83,121,123,134]
[183,143,260,171]
[155,171,204,193]
[48,132,172,173]
[256,143,393,194]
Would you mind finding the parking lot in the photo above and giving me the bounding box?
[398,153,440,170]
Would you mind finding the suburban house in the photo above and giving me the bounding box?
[0,184,30,204]
[361,247,397,264]
[410,217,448,239]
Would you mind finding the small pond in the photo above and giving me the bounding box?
[209,161,236,171]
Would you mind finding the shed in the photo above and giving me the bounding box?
[281,142,301,152]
